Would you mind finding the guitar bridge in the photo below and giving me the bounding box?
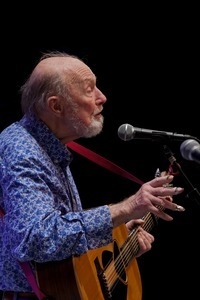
[94,257,112,299]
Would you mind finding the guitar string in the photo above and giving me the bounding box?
[108,217,153,293]
[102,170,167,293]
[106,169,162,290]
[105,213,154,292]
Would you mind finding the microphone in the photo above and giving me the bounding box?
[118,123,195,142]
[180,139,200,164]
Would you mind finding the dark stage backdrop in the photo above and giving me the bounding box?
[1,18,200,299]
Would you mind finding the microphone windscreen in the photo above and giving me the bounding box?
[180,139,199,160]
[118,124,134,141]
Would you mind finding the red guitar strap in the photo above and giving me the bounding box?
[67,141,144,185]
[0,141,143,299]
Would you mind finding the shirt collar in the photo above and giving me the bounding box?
[19,113,73,166]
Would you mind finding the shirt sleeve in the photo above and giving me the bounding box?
[1,151,113,262]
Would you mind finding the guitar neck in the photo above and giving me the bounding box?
[142,211,159,232]
[121,211,159,265]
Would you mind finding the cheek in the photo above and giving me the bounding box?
[83,111,94,124]
[75,108,93,126]
[81,102,95,116]
[75,99,95,124]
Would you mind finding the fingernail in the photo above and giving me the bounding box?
[175,187,184,193]
[176,205,185,212]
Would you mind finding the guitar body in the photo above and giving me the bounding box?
[35,224,142,300]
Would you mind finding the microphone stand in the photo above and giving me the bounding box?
[163,144,200,207]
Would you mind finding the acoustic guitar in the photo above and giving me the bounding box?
[35,210,159,300]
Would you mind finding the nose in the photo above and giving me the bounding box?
[95,87,107,104]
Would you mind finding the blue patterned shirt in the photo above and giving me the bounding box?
[0,113,112,291]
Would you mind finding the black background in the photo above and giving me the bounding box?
[1,4,200,299]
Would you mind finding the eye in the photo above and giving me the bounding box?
[86,86,94,95]
[83,79,95,95]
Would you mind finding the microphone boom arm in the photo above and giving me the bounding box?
[163,144,200,207]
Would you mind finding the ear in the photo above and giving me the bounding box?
[47,96,63,114]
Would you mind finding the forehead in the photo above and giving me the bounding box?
[39,56,96,84]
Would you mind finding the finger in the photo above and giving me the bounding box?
[136,234,150,256]
[153,186,184,197]
[138,227,155,242]
[150,205,174,221]
[163,197,185,210]
[133,219,145,226]
[159,195,173,203]
[150,193,185,211]
[175,204,185,212]
[162,195,173,202]
[149,175,174,187]
[150,193,182,208]
[150,202,185,221]
[137,231,154,255]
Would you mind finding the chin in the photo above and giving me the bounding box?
[84,123,103,138]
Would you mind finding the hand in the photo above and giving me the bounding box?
[126,219,154,257]
[127,175,185,221]
[136,227,154,257]
[110,175,185,228]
